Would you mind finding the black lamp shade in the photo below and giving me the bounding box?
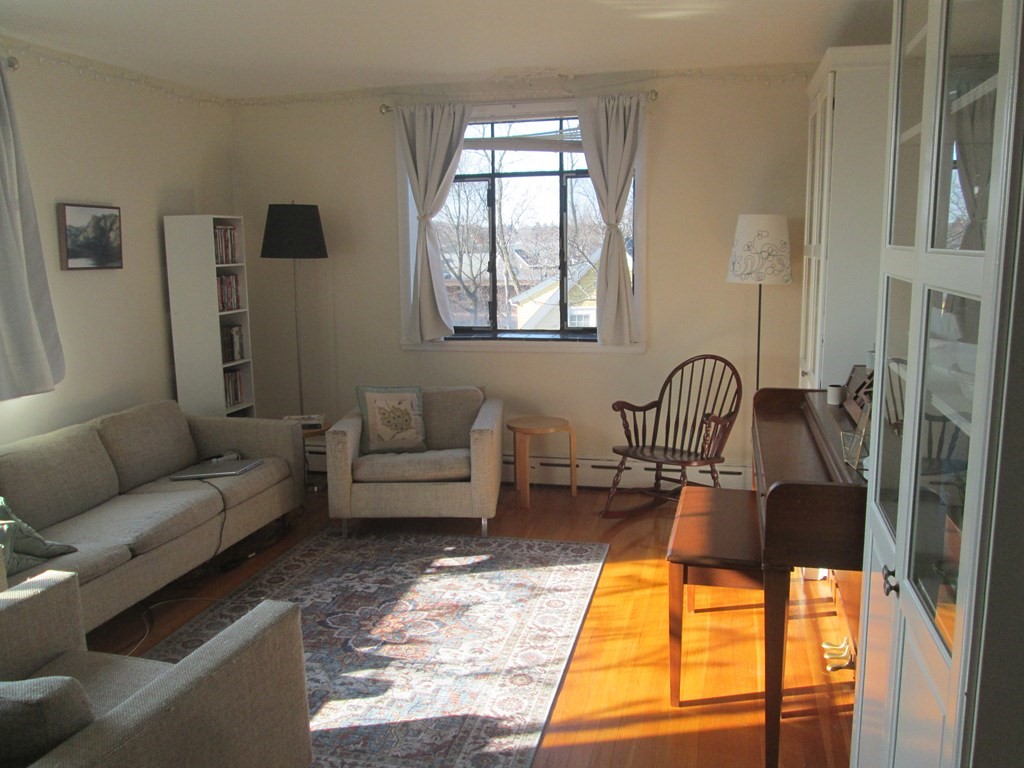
[260,204,328,260]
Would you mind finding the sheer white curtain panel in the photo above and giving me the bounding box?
[577,93,642,345]
[396,103,469,343]
[0,61,65,400]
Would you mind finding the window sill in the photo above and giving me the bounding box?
[400,337,646,354]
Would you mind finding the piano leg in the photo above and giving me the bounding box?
[763,567,792,768]
[668,561,684,707]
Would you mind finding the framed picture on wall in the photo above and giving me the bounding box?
[57,203,123,270]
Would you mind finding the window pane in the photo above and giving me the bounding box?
[567,177,603,327]
[437,180,491,327]
[496,176,560,330]
[909,291,979,651]
[457,123,492,175]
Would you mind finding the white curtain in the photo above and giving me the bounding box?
[577,93,642,345]
[396,103,469,343]
[954,89,996,251]
[0,60,65,400]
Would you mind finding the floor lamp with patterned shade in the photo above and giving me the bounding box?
[260,203,328,415]
[726,214,792,391]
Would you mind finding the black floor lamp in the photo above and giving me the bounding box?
[726,214,792,391]
[260,204,328,415]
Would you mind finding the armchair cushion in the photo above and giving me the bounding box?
[0,676,94,766]
[356,386,427,454]
[353,448,471,483]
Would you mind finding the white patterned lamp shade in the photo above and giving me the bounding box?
[727,214,792,285]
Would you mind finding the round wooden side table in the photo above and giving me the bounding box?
[506,416,577,508]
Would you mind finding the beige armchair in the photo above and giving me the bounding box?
[327,386,504,536]
[0,571,311,768]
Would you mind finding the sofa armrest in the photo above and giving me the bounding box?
[34,600,311,768]
[0,571,86,681]
[187,415,305,509]
[326,410,362,519]
[470,398,504,518]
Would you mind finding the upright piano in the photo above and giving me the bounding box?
[753,387,867,767]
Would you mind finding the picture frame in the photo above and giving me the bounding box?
[58,203,123,270]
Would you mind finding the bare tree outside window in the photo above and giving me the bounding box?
[435,116,632,338]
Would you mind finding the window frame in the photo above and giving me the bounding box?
[397,99,647,352]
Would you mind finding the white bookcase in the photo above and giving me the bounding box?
[164,215,256,417]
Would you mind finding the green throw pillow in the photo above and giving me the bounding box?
[0,676,95,765]
[0,496,77,576]
[356,386,428,454]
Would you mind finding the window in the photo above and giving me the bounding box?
[434,114,635,341]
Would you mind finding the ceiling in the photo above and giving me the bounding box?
[0,1,893,100]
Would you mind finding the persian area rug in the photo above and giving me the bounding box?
[147,530,608,768]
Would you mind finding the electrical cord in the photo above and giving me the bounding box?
[122,596,218,657]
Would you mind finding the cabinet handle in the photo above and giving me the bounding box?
[882,565,900,597]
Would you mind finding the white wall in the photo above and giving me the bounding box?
[233,72,809,469]
[0,49,234,443]
[0,48,809,473]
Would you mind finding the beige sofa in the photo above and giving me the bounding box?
[0,400,304,631]
[327,386,503,536]
[0,570,311,768]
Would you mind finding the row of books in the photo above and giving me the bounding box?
[214,224,239,265]
[221,324,244,363]
[224,369,246,407]
[217,274,243,311]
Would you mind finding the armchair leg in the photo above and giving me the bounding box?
[481,518,488,537]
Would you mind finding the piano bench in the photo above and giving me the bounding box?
[667,485,763,707]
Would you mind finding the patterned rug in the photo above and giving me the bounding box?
[147,530,607,768]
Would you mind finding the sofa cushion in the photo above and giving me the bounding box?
[0,424,120,530]
[95,401,199,492]
[0,676,94,766]
[133,457,290,510]
[353,448,471,483]
[0,498,77,576]
[10,540,132,588]
[357,386,428,454]
[41,486,222,557]
[421,387,484,450]
[32,649,170,718]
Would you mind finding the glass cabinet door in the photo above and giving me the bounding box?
[908,291,979,650]
[875,277,914,537]
[931,0,1003,251]
[889,0,930,247]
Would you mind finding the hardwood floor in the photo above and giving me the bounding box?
[87,482,855,767]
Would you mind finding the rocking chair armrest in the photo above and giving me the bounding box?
[611,399,659,415]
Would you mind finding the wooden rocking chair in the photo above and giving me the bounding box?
[601,354,742,518]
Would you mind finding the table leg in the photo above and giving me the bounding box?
[668,561,684,707]
[514,431,531,508]
[567,423,577,497]
[763,567,791,768]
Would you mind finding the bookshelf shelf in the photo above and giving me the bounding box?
[164,215,256,417]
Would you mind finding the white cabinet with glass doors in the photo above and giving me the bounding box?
[800,47,889,389]
[851,1,1022,766]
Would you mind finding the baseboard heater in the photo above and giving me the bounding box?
[501,454,751,491]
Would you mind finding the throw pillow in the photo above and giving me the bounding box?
[0,676,95,765]
[0,496,77,576]
[356,386,428,454]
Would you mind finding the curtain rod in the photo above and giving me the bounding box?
[379,88,658,114]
